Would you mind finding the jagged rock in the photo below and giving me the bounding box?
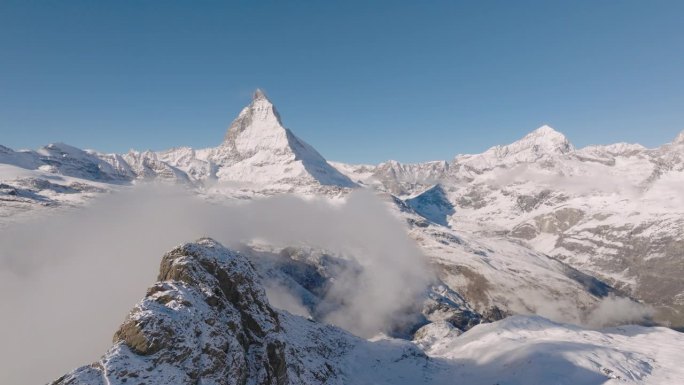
[50,239,488,385]
[52,238,291,385]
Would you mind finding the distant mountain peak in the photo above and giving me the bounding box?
[522,124,568,142]
[223,89,283,144]
[529,124,561,136]
[253,88,269,101]
[673,129,684,145]
[214,89,355,188]
[454,125,574,170]
[509,125,574,154]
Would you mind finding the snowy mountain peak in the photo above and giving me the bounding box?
[223,89,284,146]
[252,87,268,101]
[673,129,684,145]
[455,125,574,170]
[212,89,356,188]
[518,125,572,149]
[496,124,574,157]
[531,124,559,135]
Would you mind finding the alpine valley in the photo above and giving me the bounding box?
[1,90,683,385]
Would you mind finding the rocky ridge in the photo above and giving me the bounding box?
[51,239,445,385]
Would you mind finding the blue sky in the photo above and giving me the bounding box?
[1,1,682,163]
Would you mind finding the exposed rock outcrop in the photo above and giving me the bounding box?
[52,239,317,385]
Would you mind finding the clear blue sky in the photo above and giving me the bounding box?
[1,1,682,163]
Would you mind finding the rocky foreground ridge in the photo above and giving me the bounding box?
[51,238,435,385]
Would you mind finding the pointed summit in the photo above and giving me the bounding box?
[673,129,684,145]
[223,89,283,145]
[529,124,562,136]
[510,125,574,155]
[253,88,269,101]
[213,90,355,188]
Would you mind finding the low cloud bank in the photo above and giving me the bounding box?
[0,185,431,385]
[585,295,654,328]
[509,289,654,329]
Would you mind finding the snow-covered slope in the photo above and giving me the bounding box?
[0,163,111,226]
[389,195,615,325]
[416,315,684,385]
[0,143,131,181]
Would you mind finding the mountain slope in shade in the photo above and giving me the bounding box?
[405,184,454,226]
[52,239,684,385]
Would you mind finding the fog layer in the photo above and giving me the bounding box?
[0,185,430,385]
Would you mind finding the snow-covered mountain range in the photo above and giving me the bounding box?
[337,125,684,329]
[1,89,682,384]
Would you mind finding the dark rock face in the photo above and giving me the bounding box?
[421,284,483,331]
[52,239,299,385]
[516,190,552,212]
